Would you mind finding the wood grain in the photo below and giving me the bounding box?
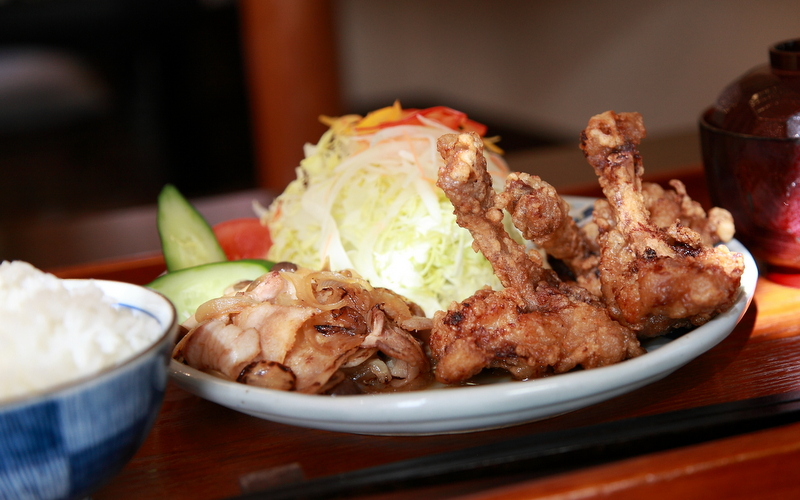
[52,253,165,284]
[238,0,342,194]
[463,421,800,500]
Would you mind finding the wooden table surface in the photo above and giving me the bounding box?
[52,167,800,499]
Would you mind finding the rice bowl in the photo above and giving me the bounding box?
[0,261,163,403]
[0,264,178,500]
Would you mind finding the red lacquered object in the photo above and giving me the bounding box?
[700,39,800,283]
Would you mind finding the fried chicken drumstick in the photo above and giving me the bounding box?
[580,111,744,337]
[430,133,643,384]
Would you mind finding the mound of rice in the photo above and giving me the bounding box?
[0,261,161,403]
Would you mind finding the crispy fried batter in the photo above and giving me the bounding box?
[431,284,644,384]
[642,180,735,246]
[431,133,642,384]
[580,111,744,337]
[436,133,551,305]
[497,172,602,296]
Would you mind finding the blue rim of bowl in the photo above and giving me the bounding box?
[0,280,178,410]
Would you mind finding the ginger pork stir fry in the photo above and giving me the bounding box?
[173,265,432,394]
[430,111,743,384]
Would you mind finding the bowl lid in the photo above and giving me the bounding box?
[707,39,800,138]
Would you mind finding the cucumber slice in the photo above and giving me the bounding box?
[147,259,273,323]
[157,184,227,272]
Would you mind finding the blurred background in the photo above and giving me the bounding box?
[0,0,798,268]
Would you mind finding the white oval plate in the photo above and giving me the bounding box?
[169,197,758,435]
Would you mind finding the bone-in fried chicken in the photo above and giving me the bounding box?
[580,111,744,337]
[497,172,602,296]
[642,179,735,246]
[431,133,643,384]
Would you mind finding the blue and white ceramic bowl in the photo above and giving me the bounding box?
[0,280,178,500]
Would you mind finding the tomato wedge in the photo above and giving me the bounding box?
[212,218,272,261]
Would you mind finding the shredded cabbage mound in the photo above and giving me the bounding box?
[261,103,511,316]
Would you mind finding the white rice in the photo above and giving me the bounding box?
[0,261,161,403]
